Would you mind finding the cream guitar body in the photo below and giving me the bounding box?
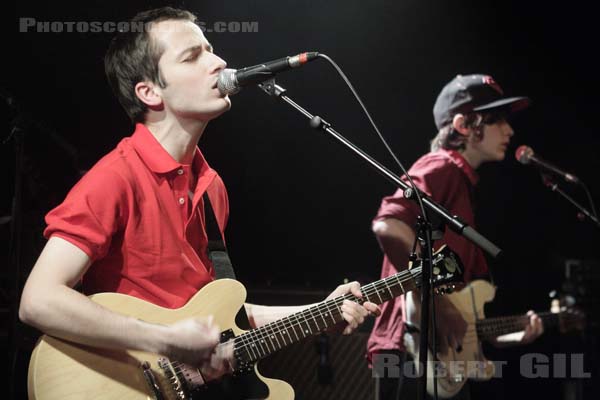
[405,279,584,398]
[28,246,463,400]
[28,279,291,400]
[404,280,496,399]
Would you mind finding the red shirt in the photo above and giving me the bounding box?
[367,149,488,358]
[44,123,229,308]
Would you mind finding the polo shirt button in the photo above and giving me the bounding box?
[177,169,184,175]
[178,197,185,205]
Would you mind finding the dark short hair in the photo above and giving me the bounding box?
[430,109,508,152]
[104,7,197,123]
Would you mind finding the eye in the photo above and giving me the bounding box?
[182,50,201,63]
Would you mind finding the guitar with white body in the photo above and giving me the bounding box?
[404,279,586,398]
[27,246,463,400]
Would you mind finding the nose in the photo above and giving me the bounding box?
[210,53,227,73]
[502,120,514,137]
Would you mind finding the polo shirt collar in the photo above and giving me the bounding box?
[439,149,479,185]
[130,123,209,176]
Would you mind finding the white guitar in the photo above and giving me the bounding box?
[404,279,586,398]
[27,246,463,400]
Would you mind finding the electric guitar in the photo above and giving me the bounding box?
[27,246,464,400]
[404,279,586,399]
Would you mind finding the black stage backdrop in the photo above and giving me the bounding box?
[4,1,600,399]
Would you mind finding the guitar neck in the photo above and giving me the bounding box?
[476,311,557,341]
[233,267,420,365]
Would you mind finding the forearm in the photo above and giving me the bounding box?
[20,284,169,355]
[491,332,526,347]
[19,237,170,356]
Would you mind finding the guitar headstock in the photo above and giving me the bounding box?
[410,245,464,291]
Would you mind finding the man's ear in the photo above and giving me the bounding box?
[134,81,163,109]
[452,113,470,136]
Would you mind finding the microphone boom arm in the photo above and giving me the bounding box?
[257,78,503,257]
[542,175,600,228]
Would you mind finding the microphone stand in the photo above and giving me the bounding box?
[542,174,600,228]
[257,78,502,400]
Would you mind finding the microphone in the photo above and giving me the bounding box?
[217,52,319,96]
[515,145,579,184]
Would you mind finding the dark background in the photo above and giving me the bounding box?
[3,0,599,399]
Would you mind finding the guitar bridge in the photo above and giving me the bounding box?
[158,357,191,400]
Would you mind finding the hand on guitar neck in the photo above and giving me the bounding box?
[406,286,545,357]
[491,310,544,347]
[324,281,382,335]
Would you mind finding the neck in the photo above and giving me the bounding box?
[144,117,208,164]
[459,147,483,169]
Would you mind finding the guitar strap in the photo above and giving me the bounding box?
[202,192,235,280]
[202,192,251,329]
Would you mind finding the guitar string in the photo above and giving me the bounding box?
[230,259,468,363]
[231,268,420,360]
[165,268,424,379]
[427,313,560,344]
[165,277,419,384]
[165,260,460,379]
[165,279,402,384]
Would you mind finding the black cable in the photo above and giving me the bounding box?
[581,182,598,219]
[316,53,438,400]
[315,54,429,222]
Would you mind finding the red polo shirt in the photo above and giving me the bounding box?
[367,149,488,358]
[44,123,229,308]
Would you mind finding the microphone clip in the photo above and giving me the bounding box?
[257,78,287,98]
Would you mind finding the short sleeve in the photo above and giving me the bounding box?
[374,154,466,228]
[44,167,128,261]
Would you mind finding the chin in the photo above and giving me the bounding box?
[197,100,232,121]
[485,152,505,163]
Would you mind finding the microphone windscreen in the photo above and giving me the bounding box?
[515,145,533,164]
[217,68,240,96]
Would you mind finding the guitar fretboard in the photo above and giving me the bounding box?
[476,312,558,341]
[232,266,421,365]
